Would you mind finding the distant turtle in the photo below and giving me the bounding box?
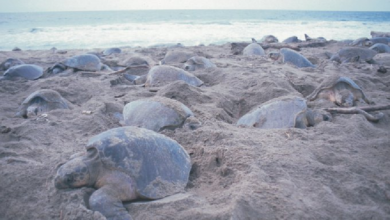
[0,58,24,71]
[243,43,265,56]
[282,36,301,43]
[306,76,370,107]
[1,64,43,80]
[305,34,326,42]
[145,65,203,87]
[369,43,390,53]
[371,31,390,38]
[49,54,102,74]
[183,56,216,71]
[270,48,315,68]
[55,126,191,220]
[12,47,21,51]
[330,47,377,63]
[368,37,389,45]
[119,56,150,68]
[161,51,196,65]
[237,96,327,129]
[260,35,279,43]
[16,89,70,118]
[123,96,200,131]
[102,47,121,56]
[352,37,370,46]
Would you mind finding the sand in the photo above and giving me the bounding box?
[1,40,390,220]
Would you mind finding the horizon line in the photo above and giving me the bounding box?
[1,9,389,13]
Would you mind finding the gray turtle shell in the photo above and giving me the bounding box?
[0,58,24,71]
[161,51,196,65]
[86,126,191,199]
[119,56,150,68]
[123,96,194,132]
[332,47,377,63]
[102,48,121,56]
[17,89,69,117]
[243,43,265,56]
[282,36,300,43]
[260,35,279,43]
[369,43,390,53]
[280,48,315,68]
[237,96,308,129]
[306,76,370,103]
[145,65,203,87]
[3,64,43,80]
[63,54,102,71]
[183,56,216,71]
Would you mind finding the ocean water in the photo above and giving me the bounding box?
[0,10,389,50]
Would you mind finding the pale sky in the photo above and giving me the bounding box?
[0,0,389,12]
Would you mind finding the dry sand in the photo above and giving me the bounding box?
[1,40,390,220]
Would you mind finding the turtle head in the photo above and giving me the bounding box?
[54,156,91,189]
[268,51,281,61]
[335,89,355,107]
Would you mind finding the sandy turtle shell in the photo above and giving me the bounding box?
[63,54,102,71]
[277,48,315,68]
[0,58,24,71]
[306,76,370,107]
[102,48,121,56]
[161,51,196,65]
[145,65,203,87]
[55,126,191,219]
[368,37,389,45]
[2,64,43,80]
[330,47,377,63]
[352,37,369,46]
[282,36,301,43]
[243,43,265,56]
[237,96,321,129]
[369,43,390,53]
[260,35,279,43]
[123,96,197,132]
[17,89,69,118]
[183,56,216,71]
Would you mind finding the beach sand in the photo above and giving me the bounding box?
[1,40,390,219]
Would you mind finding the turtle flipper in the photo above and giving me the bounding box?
[89,186,133,220]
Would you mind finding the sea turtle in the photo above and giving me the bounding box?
[282,36,301,43]
[161,51,196,65]
[260,35,279,43]
[16,89,70,118]
[237,96,327,129]
[306,76,370,107]
[1,64,43,80]
[330,47,377,63]
[371,31,390,38]
[102,48,122,56]
[269,48,315,68]
[368,37,389,45]
[145,65,203,87]
[369,43,390,53]
[183,56,216,71]
[305,34,326,42]
[352,37,370,46]
[0,58,24,71]
[123,96,200,131]
[54,126,191,220]
[243,43,265,56]
[49,54,103,74]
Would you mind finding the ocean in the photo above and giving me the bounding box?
[0,10,389,50]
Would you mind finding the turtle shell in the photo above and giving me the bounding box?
[161,51,195,65]
[306,76,370,104]
[86,126,191,199]
[334,47,377,63]
[3,64,43,80]
[0,58,24,71]
[242,43,265,56]
[280,48,315,68]
[102,48,121,56]
[237,96,307,129]
[17,89,69,117]
[369,43,390,53]
[123,96,194,132]
[145,65,203,87]
[183,56,216,71]
[282,36,300,44]
[63,54,102,71]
